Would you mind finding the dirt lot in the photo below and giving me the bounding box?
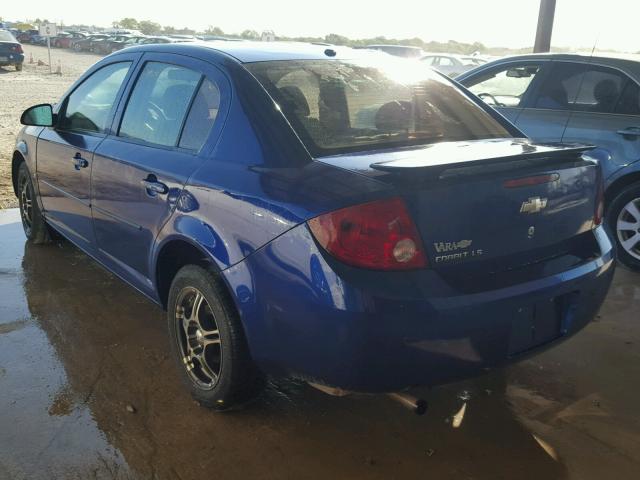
[0,44,102,208]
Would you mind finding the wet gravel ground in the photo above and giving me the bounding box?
[0,208,639,479]
[0,45,101,209]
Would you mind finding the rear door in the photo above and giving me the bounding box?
[464,60,547,124]
[36,58,136,251]
[91,53,229,290]
[560,63,640,180]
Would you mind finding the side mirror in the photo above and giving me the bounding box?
[20,104,55,127]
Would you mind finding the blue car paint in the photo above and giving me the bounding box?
[14,42,615,392]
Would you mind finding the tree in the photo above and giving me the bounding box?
[324,33,349,46]
[163,25,176,34]
[240,29,259,40]
[118,18,139,30]
[138,20,162,35]
[205,26,224,35]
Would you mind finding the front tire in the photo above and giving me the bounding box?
[167,265,263,410]
[607,182,640,271]
[17,163,50,244]
[15,63,23,71]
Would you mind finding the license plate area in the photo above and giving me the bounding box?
[508,293,578,356]
[0,56,9,62]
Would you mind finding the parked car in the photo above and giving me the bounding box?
[361,44,425,58]
[94,35,146,54]
[13,43,614,409]
[138,36,177,45]
[421,54,486,77]
[458,53,640,270]
[0,29,24,70]
[16,29,38,43]
[72,34,110,52]
[52,31,88,49]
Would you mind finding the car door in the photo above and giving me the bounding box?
[36,58,136,251]
[91,53,228,291]
[462,60,547,124]
[561,64,640,180]
[514,61,592,142]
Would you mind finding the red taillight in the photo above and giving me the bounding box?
[503,173,559,188]
[308,197,427,270]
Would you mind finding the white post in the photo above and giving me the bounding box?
[47,37,52,74]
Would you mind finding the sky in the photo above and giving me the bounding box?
[2,0,638,52]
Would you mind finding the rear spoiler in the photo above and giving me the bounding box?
[369,142,595,177]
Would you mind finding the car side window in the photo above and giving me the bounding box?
[178,78,221,151]
[615,81,640,116]
[119,62,201,147]
[421,56,436,66]
[467,63,542,108]
[439,57,454,66]
[58,62,131,133]
[534,62,628,114]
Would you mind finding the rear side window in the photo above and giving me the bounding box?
[179,78,221,151]
[615,81,640,115]
[247,58,510,156]
[119,62,201,147]
[59,62,131,133]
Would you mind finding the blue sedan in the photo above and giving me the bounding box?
[13,42,614,410]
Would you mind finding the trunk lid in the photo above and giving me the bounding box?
[318,139,601,279]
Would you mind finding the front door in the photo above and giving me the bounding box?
[37,60,134,250]
[91,54,227,291]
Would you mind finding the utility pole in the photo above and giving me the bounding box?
[533,0,556,53]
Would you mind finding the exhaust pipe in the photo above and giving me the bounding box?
[387,392,428,415]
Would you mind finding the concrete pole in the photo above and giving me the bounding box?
[533,0,557,53]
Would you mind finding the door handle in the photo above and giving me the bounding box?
[616,127,640,138]
[72,152,89,170]
[141,174,168,196]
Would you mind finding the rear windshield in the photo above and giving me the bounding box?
[0,30,16,42]
[246,57,511,156]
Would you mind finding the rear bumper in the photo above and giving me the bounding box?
[223,225,615,393]
[0,53,24,65]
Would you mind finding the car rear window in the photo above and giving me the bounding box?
[246,57,511,156]
[0,30,16,42]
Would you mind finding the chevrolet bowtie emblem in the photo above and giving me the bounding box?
[520,196,548,214]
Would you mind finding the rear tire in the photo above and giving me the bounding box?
[17,162,50,245]
[607,182,640,271]
[167,265,263,410]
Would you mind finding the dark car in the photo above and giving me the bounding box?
[13,43,614,410]
[0,30,24,71]
[95,35,146,54]
[16,29,38,43]
[72,34,110,52]
[458,53,640,270]
[52,31,88,49]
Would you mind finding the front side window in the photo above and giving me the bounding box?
[58,62,131,133]
[467,63,542,108]
[119,62,201,147]
[533,62,630,113]
[247,58,511,156]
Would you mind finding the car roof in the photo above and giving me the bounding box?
[482,52,640,67]
[121,41,379,63]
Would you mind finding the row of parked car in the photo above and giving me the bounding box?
[15,29,198,54]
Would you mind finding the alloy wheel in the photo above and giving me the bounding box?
[19,175,33,236]
[616,197,640,261]
[174,287,222,389]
